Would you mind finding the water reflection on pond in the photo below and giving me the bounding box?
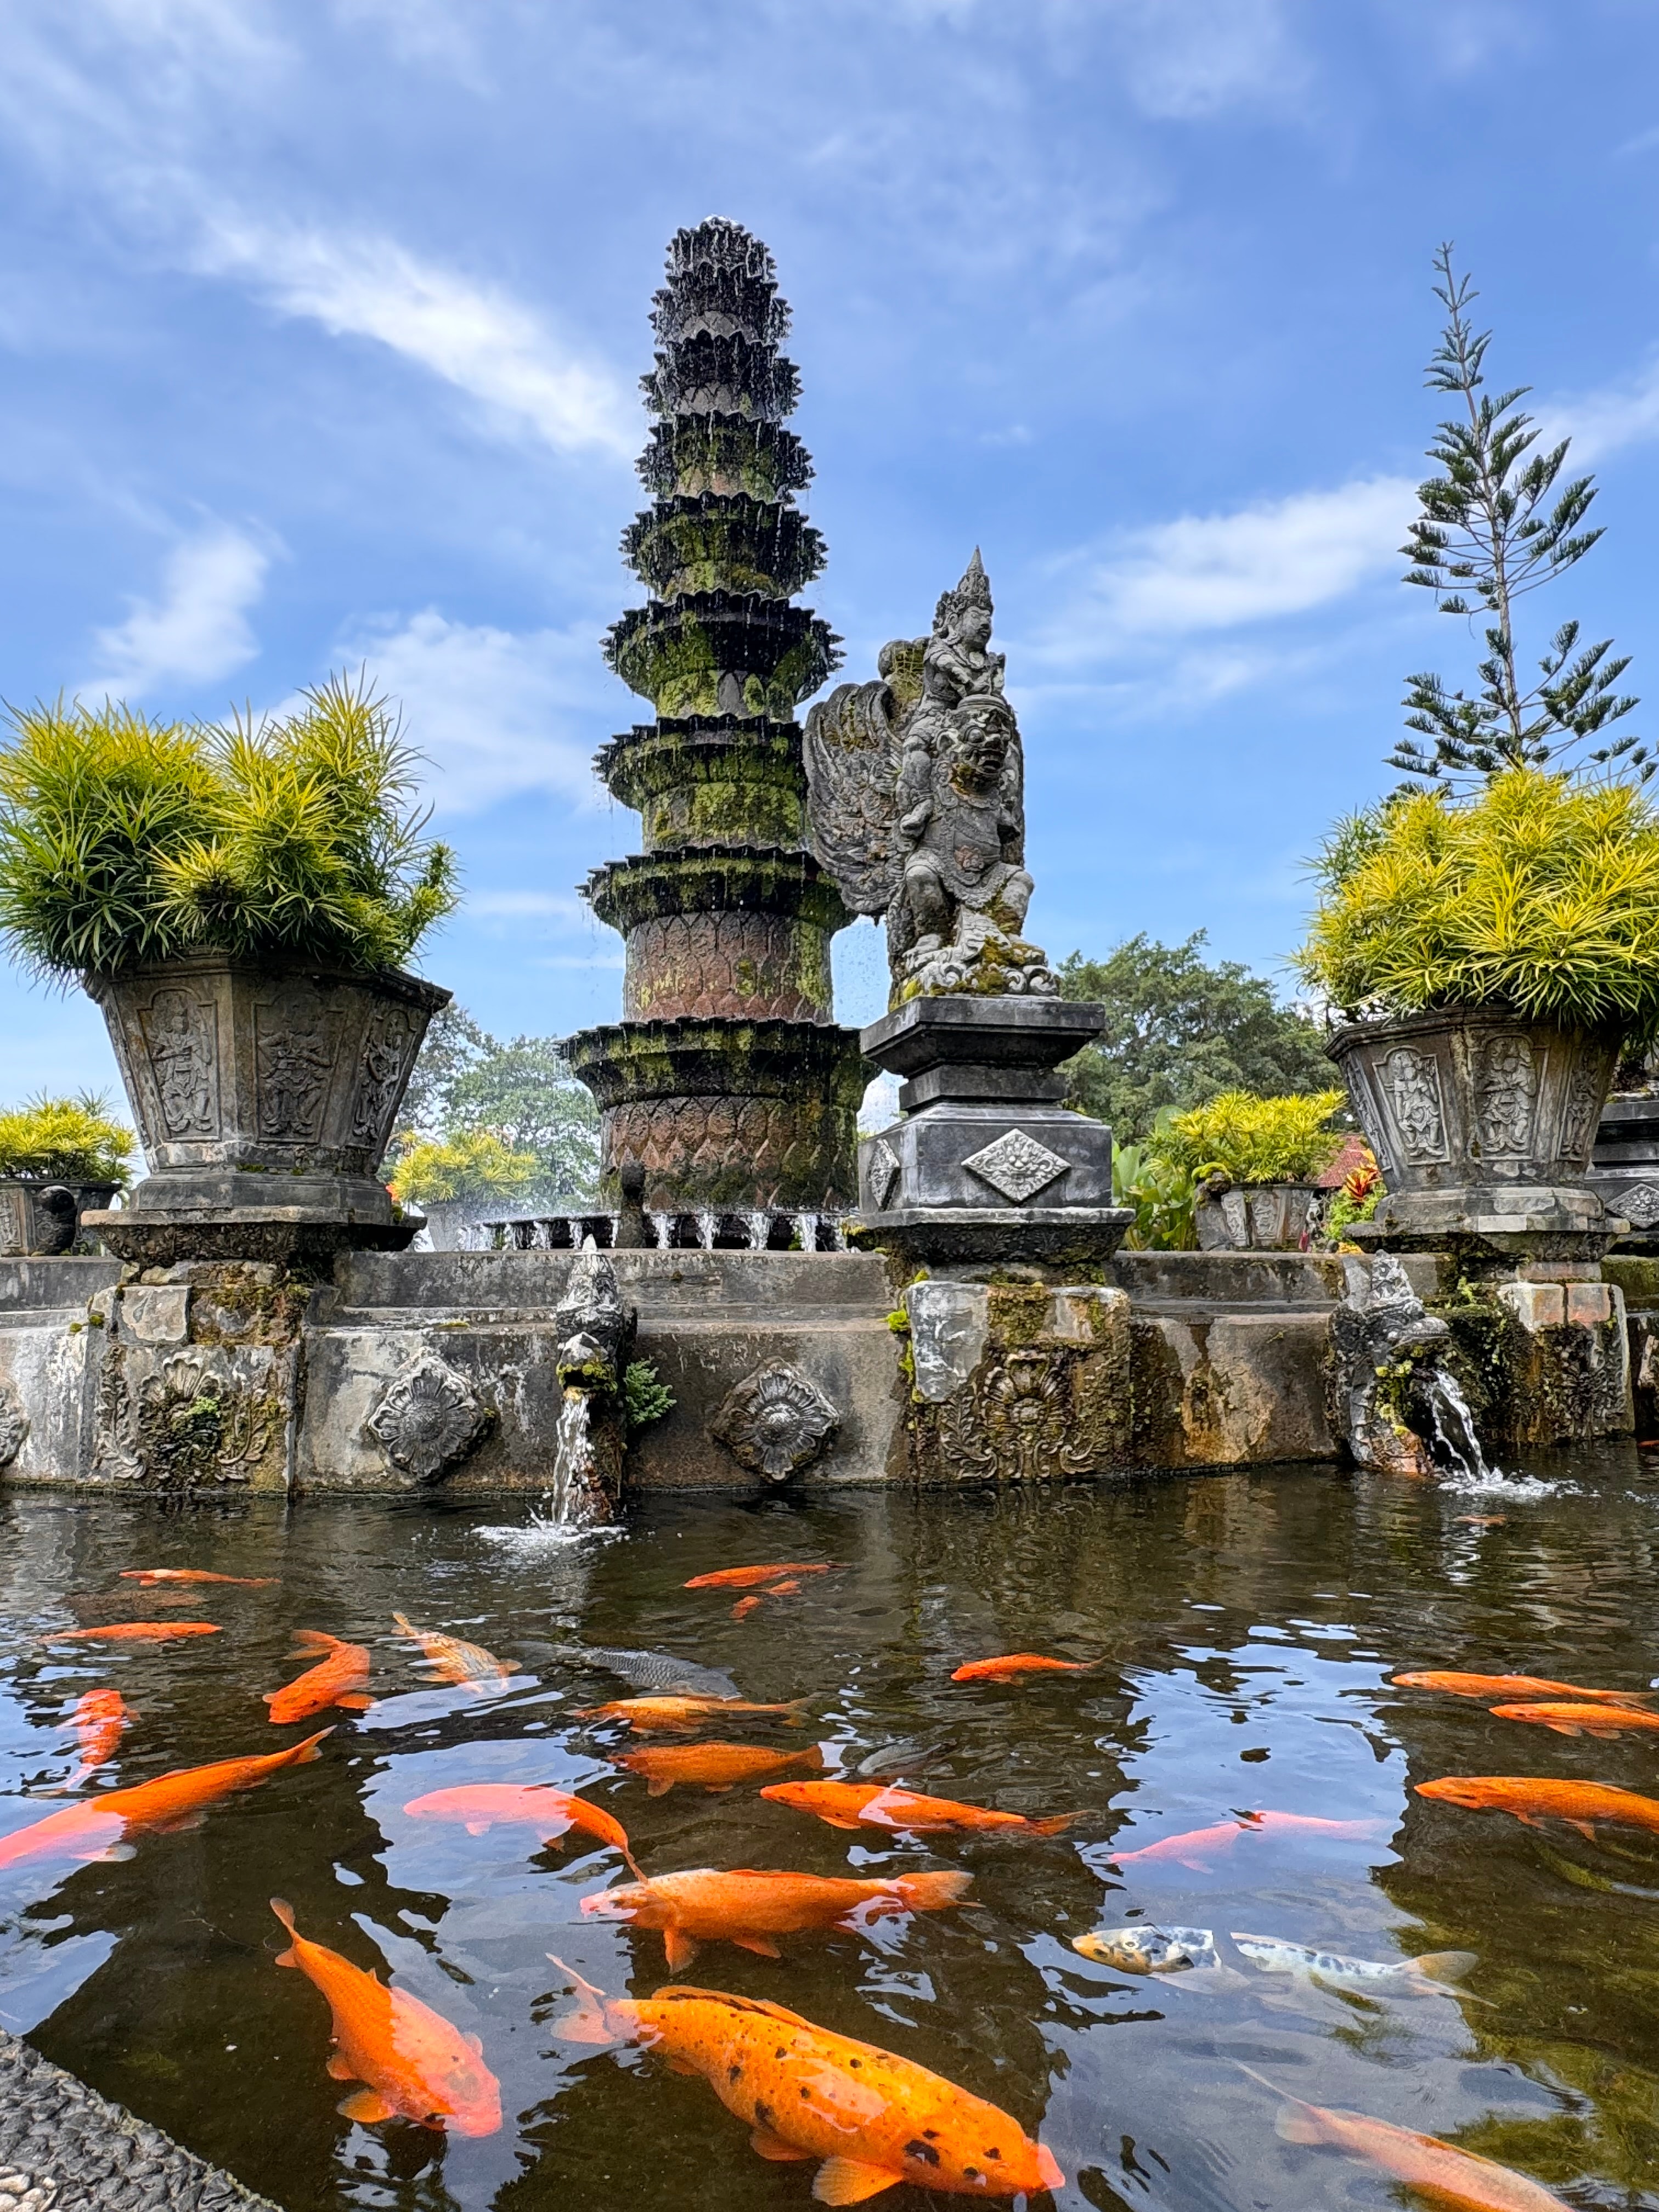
[3,1449,1659,2211]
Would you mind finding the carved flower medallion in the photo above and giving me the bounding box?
[710,1359,839,1482]
[368,1357,488,1482]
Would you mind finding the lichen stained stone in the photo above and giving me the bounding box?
[564,218,865,1212]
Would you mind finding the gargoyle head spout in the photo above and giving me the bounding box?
[554,1244,635,1395]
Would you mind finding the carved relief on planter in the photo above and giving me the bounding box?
[0,1384,29,1468]
[1379,1046,1447,1163]
[255,990,340,1142]
[1474,1033,1537,1156]
[368,1357,489,1483]
[352,1000,425,1150]
[138,986,218,1137]
[709,1359,839,1482]
[1558,1055,1604,1166]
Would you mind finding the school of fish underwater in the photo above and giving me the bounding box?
[5,1448,1659,2212]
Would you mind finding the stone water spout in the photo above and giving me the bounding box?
[1330,1252,1475,1479]
[545,1242,637,1524]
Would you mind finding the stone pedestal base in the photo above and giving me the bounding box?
[851,994,1131,1271]
[84,1170,415,1268]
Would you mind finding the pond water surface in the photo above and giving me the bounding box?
[4,1451,1659,2212]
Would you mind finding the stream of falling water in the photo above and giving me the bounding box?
[542,1388,597,1528]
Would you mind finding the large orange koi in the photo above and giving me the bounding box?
[271,1899,500,2135]
[40,1622,220,1644]
[1488,1700,1659,1739]
[264,1632,373,1723]
[552,1966,1061,2202]
[760,1780,1075,1838]
[0,1730,330,1872]
[1415,1775,1659,1837]
[616,1741,825,1797]
[402,1784,641,1875]
[950,1655,1093,1684]
[391,1613,510,1693]
[575,1694,809,1734]
[684,1563,836,1591]
[1393,1671,1655,1705]
[67,1688,131,1772]
[119,1569,275,1587]
[582,1865,973,1968]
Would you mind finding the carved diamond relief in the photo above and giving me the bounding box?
[1620,1181,1659,1230]
[710,1359,839,1482]
[867,1137,901,1210]
[961,1128,1068,1205]
[368,1358,488,1482]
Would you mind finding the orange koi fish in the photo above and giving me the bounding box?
[67,1689,131,1771]
[1393,1671,1655,1705]
[575,1694,809,1734]
[950,1655,1093,1684]
[264,1632,372,1724]
[391,1612,511,1693]
[1489,1700,1659,1739]
[617,1741,826,1797]
[40,1622,220,1645]
[684,1563,836,1591]
[1415,1775,1659,1838]
[1240,2067,1571,2212]
[271,1899,500,2136]
[402,1784,640,1874]
[1454,1516,1506,1528]
[1109,1810,1384,1871]
[120,1569,275,1587]
[582,1866,973,1969]
[731,1595,765,1621]
[759,1780,1075,1838]
[552,1965,1062,2202]
[0,1730,330,1872]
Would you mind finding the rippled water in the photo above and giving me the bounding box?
[4,1449,1659,2211]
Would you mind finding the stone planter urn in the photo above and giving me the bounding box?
[0,1178,122,1257]
[1193,1180,1322,1251]
[1327,1009,1621,1256]
[81,955,450,1265]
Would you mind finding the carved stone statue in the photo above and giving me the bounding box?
[804,552,1056,1002]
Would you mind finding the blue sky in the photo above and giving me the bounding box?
[3,0,1659,1097]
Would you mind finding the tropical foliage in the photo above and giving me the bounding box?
[1391,247,1646,789]
[1151,1088,1347,1188]
[1299,770,1659,1040]
[1058,933,1331,1139]
[622,1359,675,1432]
[1324,1154,1383,1244]
[0,676,455,981]
[386,1130,539,1207]
[1111,1111,1198,1251]
[0,1092,133,1184]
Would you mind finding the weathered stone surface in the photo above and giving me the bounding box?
[805,551,1055,1002]
[1329,1009,1619,1251]
[1592,1091,1659,1249]
[709,1358,840,1481]
[0,2024,279,2209]
[1325,1252,1451,1477]
[0,1182,116,1259]
[84,955,448,1263]
[1194,1182,1322,1252]
[366,1356,489,1482]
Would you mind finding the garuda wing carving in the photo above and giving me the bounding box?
[803,676,905,917]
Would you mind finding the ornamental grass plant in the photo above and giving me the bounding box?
[1150,1088,1347,1187]
[0,676,455,981]
[1297,769,1659,1042]
[0,1092,133,1184]
[386,1130,539,1207]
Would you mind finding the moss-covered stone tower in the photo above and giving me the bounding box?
[565,218,867,1212]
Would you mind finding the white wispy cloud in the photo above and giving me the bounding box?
[1098,0,1308,121]
[193,218,633,458]
[82,522,271,697]
[1040,475,1413,663]
[1547,358,1659,465]
[338,608,613,816]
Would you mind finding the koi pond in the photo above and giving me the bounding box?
[4,1451,1659,2212]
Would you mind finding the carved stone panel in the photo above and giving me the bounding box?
[352,1000,424,1150]
[1379,1046,1448,1164]
[138,987,218,1138]
[1557,1055,1604,1166]
[255,991,340,1143]
[961,1128,1068,1204]
[1620,1181,1659,1229]
[368,1358,489,1482]
[0,1384,29,1468]
[1474,1034,1537,1156]
[709,1359,839,1481]
[933,1347,1104,1482]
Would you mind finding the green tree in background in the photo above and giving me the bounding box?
[392,1005,600,1206]
[1390,246,1645,789]
[1058,933,1333,1139]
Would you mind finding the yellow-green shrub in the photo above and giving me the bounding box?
[0,1093,133,1184]
[387,1130,537,1206]
[1150,1089,1346,1187]
[1298,769,1659,1039]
